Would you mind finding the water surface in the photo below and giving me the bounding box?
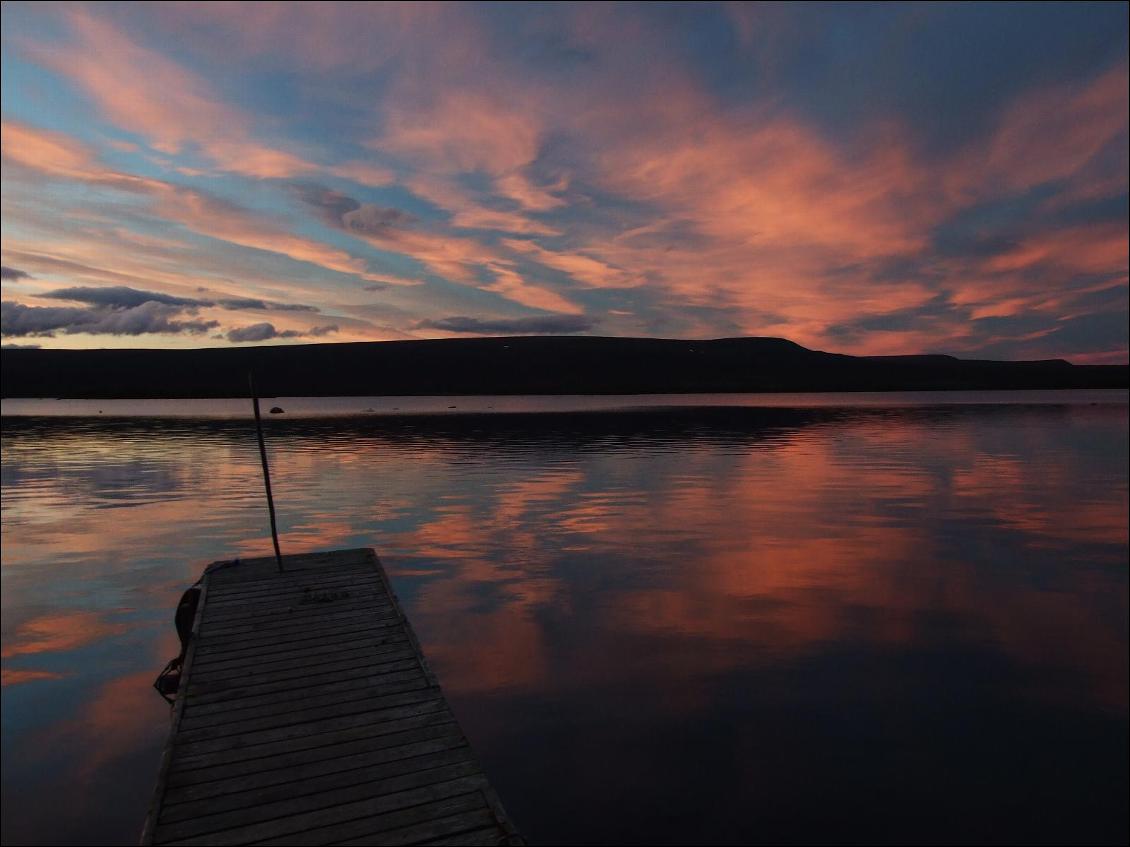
[2,392,1127,844]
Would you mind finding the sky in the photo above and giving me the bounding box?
[0,2,1126,362]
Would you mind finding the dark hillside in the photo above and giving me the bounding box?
[2,336,1126,398]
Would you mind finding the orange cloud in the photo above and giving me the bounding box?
[26,8,318,178]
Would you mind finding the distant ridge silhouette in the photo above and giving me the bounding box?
[1,336,1126,399]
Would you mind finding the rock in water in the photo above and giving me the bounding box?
[269,406,284,414]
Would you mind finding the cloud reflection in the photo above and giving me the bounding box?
[1,403,1126,842]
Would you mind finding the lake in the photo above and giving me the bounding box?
[1,392,1127,845]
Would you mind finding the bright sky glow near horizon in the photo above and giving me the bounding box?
[0,2,1127,362]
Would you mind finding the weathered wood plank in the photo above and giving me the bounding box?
[192,614,400,657]
[203,550,373,584]
[247,794,492,847]
[183,668,428,717]
[187,648,421,687]
[143,548,521,846]
[179,679,435,732]
[202,584,388,614]
[190,632,409,674]
[420,825,519,846]
[159,746,476,824]
[183,665,424,710]
[338,808,501,847]
[175,687,444,742]
[172,696,448,759]
[156,772,487,844]
[185,655,422,699]
[202,584,386,612]
[204,572,383,599]
[198,591,392,624]
[163,733,468,803]
[189,629,406,672]
[197,604,400,640]
[205,566,375,589]
[167,716,461,782]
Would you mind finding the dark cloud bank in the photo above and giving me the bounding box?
[1,285,324,338]
[1,300,219,337]
[227,322,338,343]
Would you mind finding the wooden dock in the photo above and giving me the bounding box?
[142,548,522,846]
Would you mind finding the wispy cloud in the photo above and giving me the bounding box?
[215,297,318,312]
[1,122,394,286]
[417,315,596,335]
[41,284,322,314]
[293,183,584,313]
[24,7,320,178]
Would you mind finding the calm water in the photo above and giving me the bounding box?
[1,392,1127,845]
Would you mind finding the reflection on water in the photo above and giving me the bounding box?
[2,397,1127,845]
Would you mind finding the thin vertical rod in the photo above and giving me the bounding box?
[249,372,283,572]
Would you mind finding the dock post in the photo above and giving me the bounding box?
[249,372,283,572]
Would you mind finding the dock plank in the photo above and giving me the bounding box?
[163,734,470,804]
[183,666,425,709]
[142,548,521,846]
[182,671,431,722]
[167,718,462,783]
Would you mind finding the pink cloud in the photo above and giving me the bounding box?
[484,266,584,316]
[336,205,583,314]
[947,62,1129,202]
[980,223,1128,277]
[1,122,392,286]
[1070,348,1130,366]
[502,238,640,289]
[943,223,1128,329]
[145,1,460,74]
[25,7,319,178]
[2,120,149,186]
[4,121,583,322]
[380,89,542,177]
[402,175,561,236]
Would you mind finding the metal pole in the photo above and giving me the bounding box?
[249,372,283,572]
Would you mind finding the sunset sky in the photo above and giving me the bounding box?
[1,2,1127,362]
